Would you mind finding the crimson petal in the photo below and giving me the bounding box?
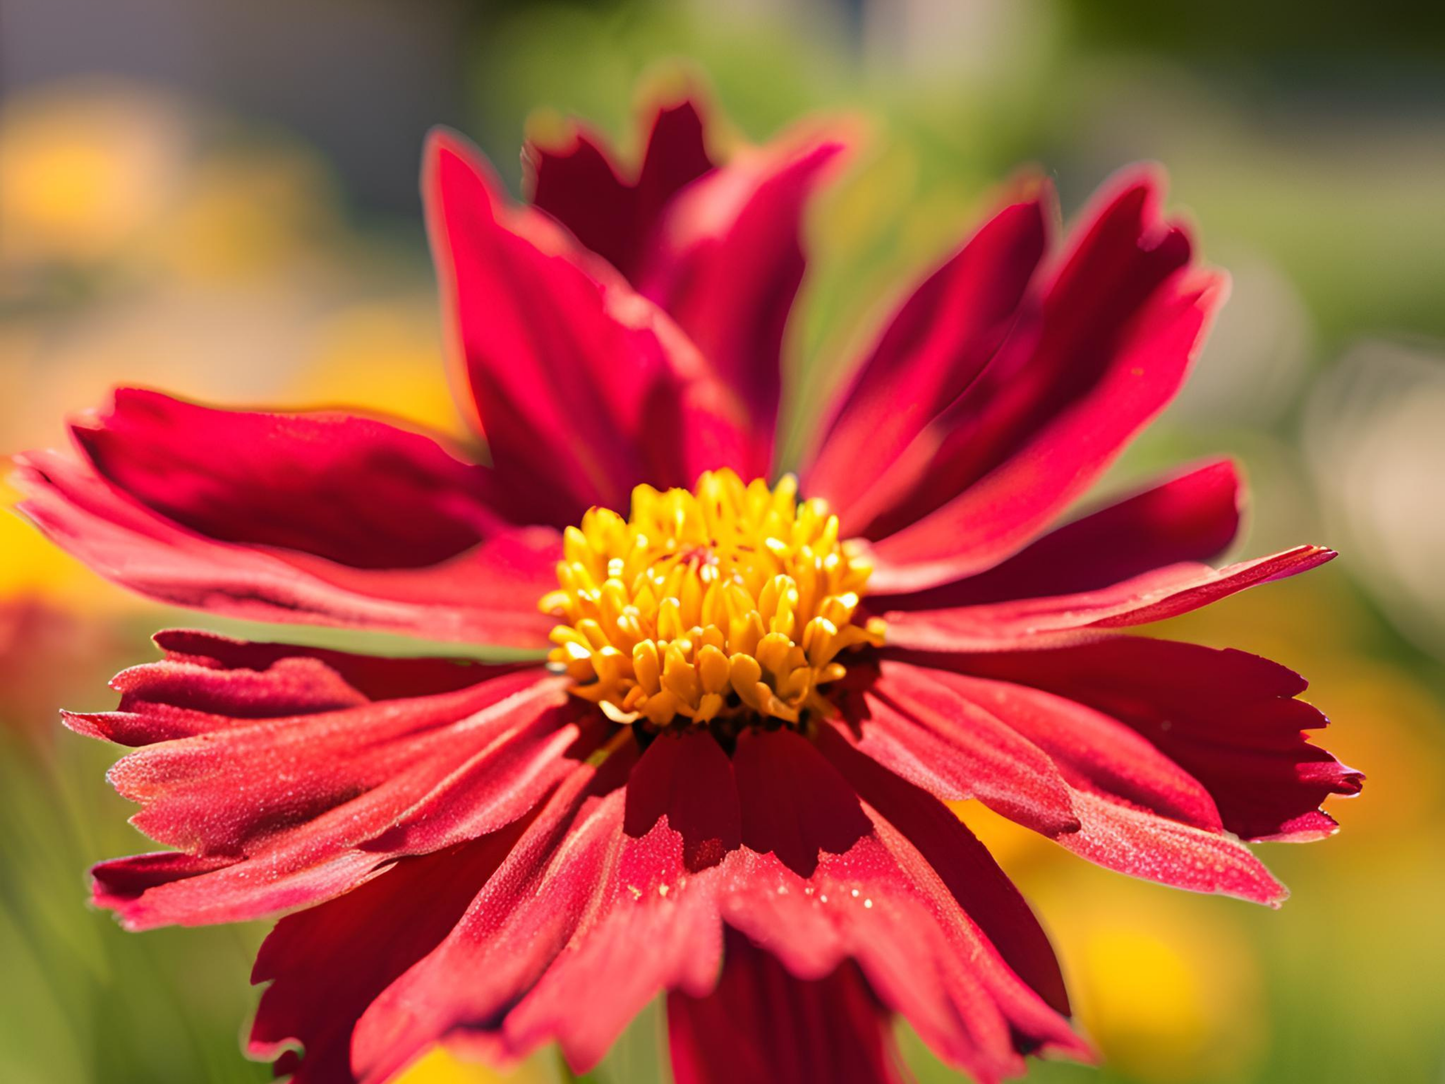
[668,929,908,1084]
[850,660,1286,905]
[75,637,587,928]
[425,130,750,523]
[249,834,523,1084]
[874,458,1241,610]
[804,187,1049,532]
[13,446,559,649]
[859,169,1224,592]
[922,638,1363,841]
[70,388,510,568]
[832,660,1080,837]
[817,724,1070,1017]
[881,545,1335,652]
[638,130,849,475]
[527,98,714,283]
[722,729,1089,1083]
[349,736,650,1080]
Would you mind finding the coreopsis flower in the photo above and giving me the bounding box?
[13,93,1361,1084]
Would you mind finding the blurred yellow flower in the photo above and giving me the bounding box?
[150,149,342,283]
[1045,882,1265,1083]
[0,480,131,612]
[395,1045,556,1084]
[0,80,189,268]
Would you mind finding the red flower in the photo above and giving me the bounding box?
[15,92,1361,1084]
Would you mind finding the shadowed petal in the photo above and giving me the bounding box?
[722,729,1089,1083]
[851,169,1224,592]
[638,130,850,474]
[875,459,1242,610]
[70,388,512,568]
[916,638,1363,842]
[668,929,908,1084]
[248,834,524,1084]
[13,448,559,648]
[816,725,1070,1017]
[830,660,1081,837]
[425,130,750,522]
[527,98,714,282]
[499,730,739,1067]
[841,660,1285,904]
[805,187,1049,528]
[868,271,1227,592]
[349,738,645,1082]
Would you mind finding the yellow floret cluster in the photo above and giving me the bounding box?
[541,469,885,728]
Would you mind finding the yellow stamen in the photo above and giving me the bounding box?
[541,469,886,729]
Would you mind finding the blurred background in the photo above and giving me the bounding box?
[2,1,1443,1082]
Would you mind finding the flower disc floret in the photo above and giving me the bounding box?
[542,469,885,728]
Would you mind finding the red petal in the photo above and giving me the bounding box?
[927,638,1363,841]
[65,631,510,745]
[858,168,1224,592]
[424,130,749,520]
[833,660,1080,837]
[869,272,1226,592]
[881,545,1335,651]
[13,448,559,648]
[248,835,521,1084]
[1063,790,1286,905]
[732,716,873,876]
[151,629,500,702]
[500,730,739,1068]
[78,642,588,928]
[668,929,908,1084]
[804,188,1049,532]
[876,458,1241,610]
[817,725,1070,1018]
[527,98,714,282]
[638,130,849,475]
[71,388,512,569]
[857,661,1285,905]
[350,739,642,1082]
[922,668,1223,831]
[723,729,1088,1082]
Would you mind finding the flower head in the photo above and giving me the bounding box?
[14,84,1360,1084]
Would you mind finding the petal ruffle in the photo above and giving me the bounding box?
[349,736,647,1082]
[816,725,1070,1018]
[804,185,1049,528]
[840,168,1222,593]
[721,729,1089,1082]
[350,726,1082,1084]
[829,660,1081,838]
[873,458,1241,611]
[526,97,714,283]
[70,387,512,568]
[880,545,1335,652]
[249,835,523,1084]
[837,660,1287,905]
[636,128,849,475]
[528,97,845,476]
[75,634,592,928]
[918,638,1363,842]
[425,130,751,523]
[668,929,908,1084]
[14,443,559,648]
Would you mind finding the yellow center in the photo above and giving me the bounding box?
[541,469,885,729]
